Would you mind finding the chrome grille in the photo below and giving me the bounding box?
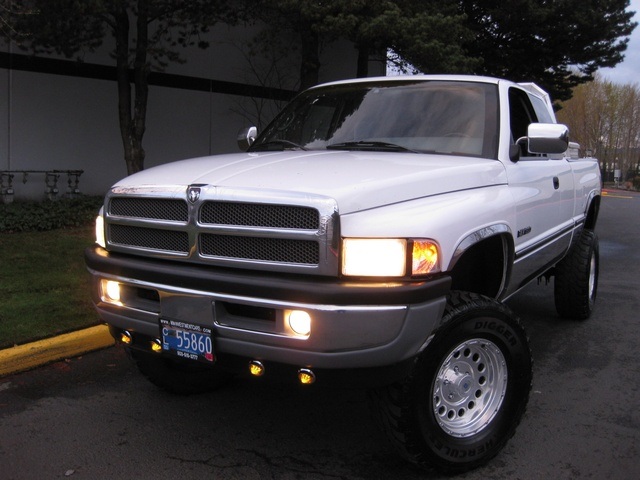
[200,234,319,264]
[109,198,188,221]
[104,187,338,275]
[110,224,189,253]
[200,201,319,229]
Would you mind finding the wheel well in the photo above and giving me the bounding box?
[449,235,511,299]
[585,195,600,230]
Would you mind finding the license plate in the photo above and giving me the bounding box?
[160,319,215,363]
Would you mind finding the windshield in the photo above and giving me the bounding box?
[250,80,499,158]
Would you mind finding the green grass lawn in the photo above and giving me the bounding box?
[0,225,100,349]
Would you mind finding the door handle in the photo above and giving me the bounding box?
[553,176,560,189]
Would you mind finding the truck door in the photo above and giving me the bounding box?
[504,87,575,294]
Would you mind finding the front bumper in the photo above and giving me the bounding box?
[85,246,450,371]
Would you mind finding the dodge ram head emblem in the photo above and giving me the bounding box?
[187,186,201,203]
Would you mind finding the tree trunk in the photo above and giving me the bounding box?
[356,45,369,78]
[113,0,149,175]
[299,22,319,91]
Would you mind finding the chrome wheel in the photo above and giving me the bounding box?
[588,252,597,305]
[433,338,507,438]
[368,292,532,472]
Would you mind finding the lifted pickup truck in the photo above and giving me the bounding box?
[85,75,601,472]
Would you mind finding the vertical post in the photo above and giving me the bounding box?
[0,172,15,204]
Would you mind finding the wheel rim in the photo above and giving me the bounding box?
[588,251,597,303]
[432,338,507,438]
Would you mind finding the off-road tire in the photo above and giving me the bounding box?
[368,291,533,473]
[128,348,234,395]
[554,229,599,320]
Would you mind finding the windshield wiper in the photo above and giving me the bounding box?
[326,141,417,153]
[250,139,308,151]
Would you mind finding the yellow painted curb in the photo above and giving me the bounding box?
[0,324,115,377]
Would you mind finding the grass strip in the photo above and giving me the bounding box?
[0,225,99,349]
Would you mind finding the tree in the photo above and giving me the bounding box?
[251,0,477,90]
[0,0,35,40]
[251,0,636,103]
[6,0,235,174]
[459,0,637,102]
[557,77,640,183]
[304,0,478,77]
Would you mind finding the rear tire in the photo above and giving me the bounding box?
[128,349,234,395]
[369,292,532,473]
[554,229,599,320]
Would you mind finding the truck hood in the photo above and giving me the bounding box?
[114,151,507,214]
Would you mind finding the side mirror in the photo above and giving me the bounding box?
[526,123,569,155]
[237,126,257,151]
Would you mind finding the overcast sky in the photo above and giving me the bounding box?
[599,0,640,85]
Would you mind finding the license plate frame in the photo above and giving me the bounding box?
[160,319,215,364]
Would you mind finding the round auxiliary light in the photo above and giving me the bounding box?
[104,280,121,303]
[120,330,132,345]
[288,310,311,336]
[249,360,265,377]
[298,368,316,385]
[151,339,163,353]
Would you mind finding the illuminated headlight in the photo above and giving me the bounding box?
[341,238,439,277]
[342,238,407,276]
[95,208,106,248]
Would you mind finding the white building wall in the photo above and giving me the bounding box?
[1,23,384,200]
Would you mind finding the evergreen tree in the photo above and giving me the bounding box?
[460,0,637,101]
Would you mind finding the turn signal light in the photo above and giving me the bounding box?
[412,240,439,275]
[120,330,132,345]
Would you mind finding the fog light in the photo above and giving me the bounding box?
[298,368,316,385]
[287,310,311,336]
[102,280,122,304]
[120,330,132,345]
[151,339,162,353]
[249,360,265,377]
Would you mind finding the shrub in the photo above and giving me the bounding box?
[0,196,103,232]
[633,176,640,191]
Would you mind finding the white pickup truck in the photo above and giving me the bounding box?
[85,75,601,472]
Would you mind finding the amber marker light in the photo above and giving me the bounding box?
[249,360,265,377]
[412,240,439,275]
[120,330,132,345]
[298,368,316,385]
[151,339,163,353]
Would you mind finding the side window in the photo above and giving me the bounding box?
[508,88,539,142]
[529,95,554,123]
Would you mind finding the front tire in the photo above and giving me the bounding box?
[369,292,533,473]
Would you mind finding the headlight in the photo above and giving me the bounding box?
[341,238,439,277]
[95,208,106,249]
[342,238,406,277]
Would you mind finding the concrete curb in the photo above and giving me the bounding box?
[0,324,115,377]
